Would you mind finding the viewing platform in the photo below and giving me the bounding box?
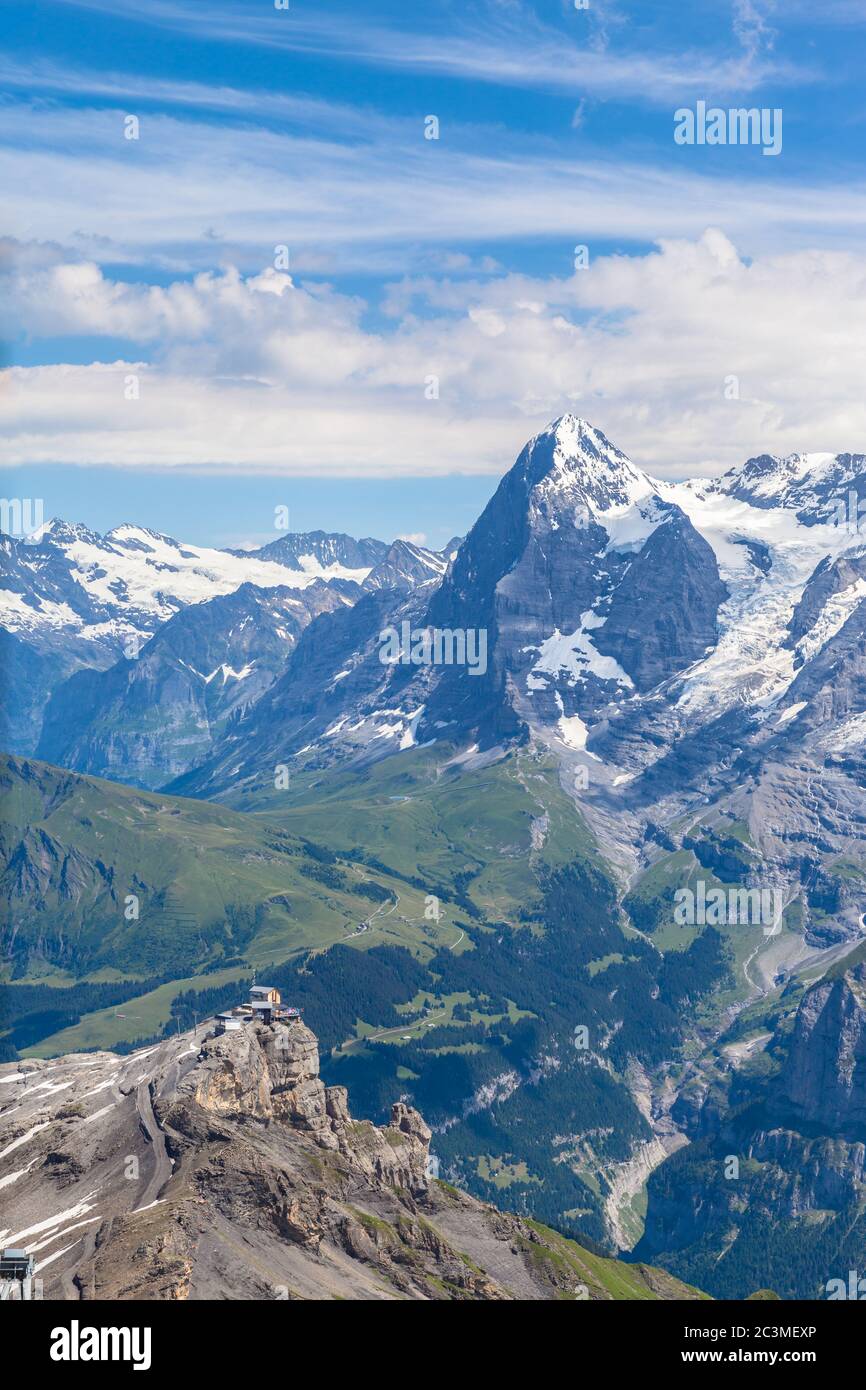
[215,985,302,1034]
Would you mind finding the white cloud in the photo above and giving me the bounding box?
[3,231,866,479]
[571,100,588,132]
[0,57,382,129]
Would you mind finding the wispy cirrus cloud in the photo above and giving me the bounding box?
[49,0,810,102]
[732,1,778,61]
[1,92,865,282]
[0,57,392,135]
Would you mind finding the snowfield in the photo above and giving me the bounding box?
[0,519,372,643]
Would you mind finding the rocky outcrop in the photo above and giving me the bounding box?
[174,1021,431,1192]
[0,1020,706,1301]
[361,539,448,593]
[780,594,866,731]
[785,550,866,651]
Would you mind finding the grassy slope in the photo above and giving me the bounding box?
[250,744,598,922]
[0,756,459,1052]
[622,815,816,1041]
[2,747,596,1056]
[508,1216,710,1301]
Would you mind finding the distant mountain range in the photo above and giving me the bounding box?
[0,520,452,770]
[9,418,864,817]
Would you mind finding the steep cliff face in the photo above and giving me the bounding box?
[422,414,728,737]
[0,1019,706,1301]
[772,961,866,1139]
[36,581,355,789]
[175,1021,432,1193]
[635,954,866,1300]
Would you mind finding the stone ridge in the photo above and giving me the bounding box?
[176,1020,432,1192]
[0,1019,707,1302]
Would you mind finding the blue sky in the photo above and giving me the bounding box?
[2,0,866,547]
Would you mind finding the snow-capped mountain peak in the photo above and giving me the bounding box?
[525,414,656,519]
[718,449,866,528]
[33,517,106,547]
[103,522,189,552]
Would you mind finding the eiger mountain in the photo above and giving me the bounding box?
[3,414,866,1301]
[193,417,861,766]
[170,417,865,902]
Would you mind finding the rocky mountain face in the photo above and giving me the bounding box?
[424,416,727,734]
[0,522,383,760]
[772,957,866,1139]
[34,580,358,788]
[0,628,65,753]
[635,953,866,1299]
[168,585,435,800]
[0,1018,705,1301]
[361,538,449,592]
